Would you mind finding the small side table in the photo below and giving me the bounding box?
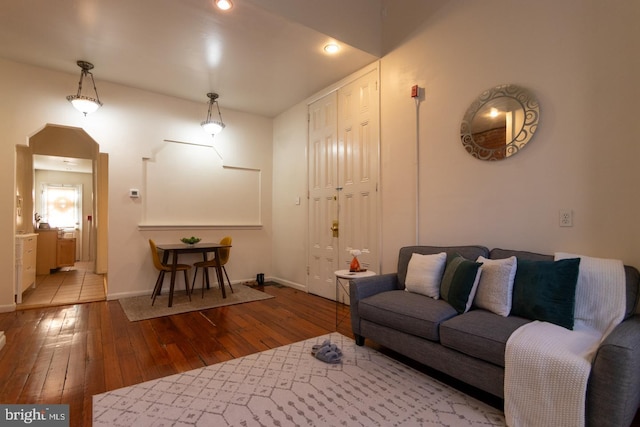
[334,269,376,329]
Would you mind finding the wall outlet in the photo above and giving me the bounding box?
[559,209,573,227]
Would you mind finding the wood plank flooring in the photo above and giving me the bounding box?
[0,284,352,426]
[18,261,106,309]
[0,283,638,427]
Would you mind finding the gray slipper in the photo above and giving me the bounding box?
[330,344,342,357]
[322,343,342,357]
[311,339,331,355]
[315,346,342,364]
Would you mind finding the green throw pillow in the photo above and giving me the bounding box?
[440,255,483,314]
[511,258,581,329]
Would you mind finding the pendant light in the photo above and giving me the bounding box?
[66,60,103,116]
[201,92,225,135]
[215,0,233,11]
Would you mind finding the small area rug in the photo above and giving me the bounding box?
[93,332,505,426]
[119,284,274,321]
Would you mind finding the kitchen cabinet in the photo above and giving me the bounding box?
[16,233,37,303]
[36,229,76,274]
[57,238,76,267]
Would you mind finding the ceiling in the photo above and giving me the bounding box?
[0,0,444,118]
[33,155,93,174]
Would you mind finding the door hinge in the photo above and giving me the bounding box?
[306,265,310,275]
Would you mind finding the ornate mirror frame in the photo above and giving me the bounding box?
[460,84,539,161]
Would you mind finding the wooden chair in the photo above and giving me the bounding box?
[149,239,192,305]
[191,236,234,297]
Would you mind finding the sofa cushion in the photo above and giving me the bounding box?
[624,266,640,318]
[440,310,532,367]
[490,248,553,262]
[440,255,482,313]
[398,246,490,289]
[404,252,447,298]
[473,256,517,317]
[492,247,640,321]
[511,258,581,329]
[358,290,458,341]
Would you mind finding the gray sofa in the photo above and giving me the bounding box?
[349,245,640,427]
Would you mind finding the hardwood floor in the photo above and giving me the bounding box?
[0,283,352,426]
[0,283,638,427]
[18,261,106,309]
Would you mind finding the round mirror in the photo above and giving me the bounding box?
[460,84,539,161]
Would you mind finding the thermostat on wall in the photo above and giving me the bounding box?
[129,189,140,198]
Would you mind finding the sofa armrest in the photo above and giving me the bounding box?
[349,273,399,338]
[588,315,640,427]
[351,273,399,300]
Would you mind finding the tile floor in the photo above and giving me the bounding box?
[18,261,106,309]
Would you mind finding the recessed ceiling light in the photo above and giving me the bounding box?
[215,0,233,11]
[324,43,340,54]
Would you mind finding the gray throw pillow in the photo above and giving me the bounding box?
[473,256,517,317]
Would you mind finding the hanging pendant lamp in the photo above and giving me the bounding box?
[66,60,103,116]
[201,92,225,135]
[215,0,233,11]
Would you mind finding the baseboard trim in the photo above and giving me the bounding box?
[0,303,16,313]
[271,277,306,292]
[107,290,150,301]
[107,277,307,300]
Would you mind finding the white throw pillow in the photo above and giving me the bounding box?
[404,252,447,299]
[473,256,517,316]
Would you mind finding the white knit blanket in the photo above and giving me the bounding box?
[504,253,626,427]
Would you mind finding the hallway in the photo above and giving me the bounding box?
[18,261,106,309]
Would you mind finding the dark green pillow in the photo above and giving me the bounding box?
[440,255,483,313]
[511,258,581,329]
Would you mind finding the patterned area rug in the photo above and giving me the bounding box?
[93,332,505,426]
[118,283,274,321]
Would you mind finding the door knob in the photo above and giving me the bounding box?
[331,220,339,237]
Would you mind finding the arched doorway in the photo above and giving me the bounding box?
[15,124,108,307]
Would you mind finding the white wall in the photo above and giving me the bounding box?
[271,103,309,288]
[272,0,640,286]
[379,0,640,271]
[1,59,273,309]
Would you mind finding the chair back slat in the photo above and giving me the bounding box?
[218,236,232,265]
[149,239,165,270]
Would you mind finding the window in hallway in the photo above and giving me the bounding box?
[41,184,82,229]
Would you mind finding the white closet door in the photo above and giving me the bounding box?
[307,69,379,302]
